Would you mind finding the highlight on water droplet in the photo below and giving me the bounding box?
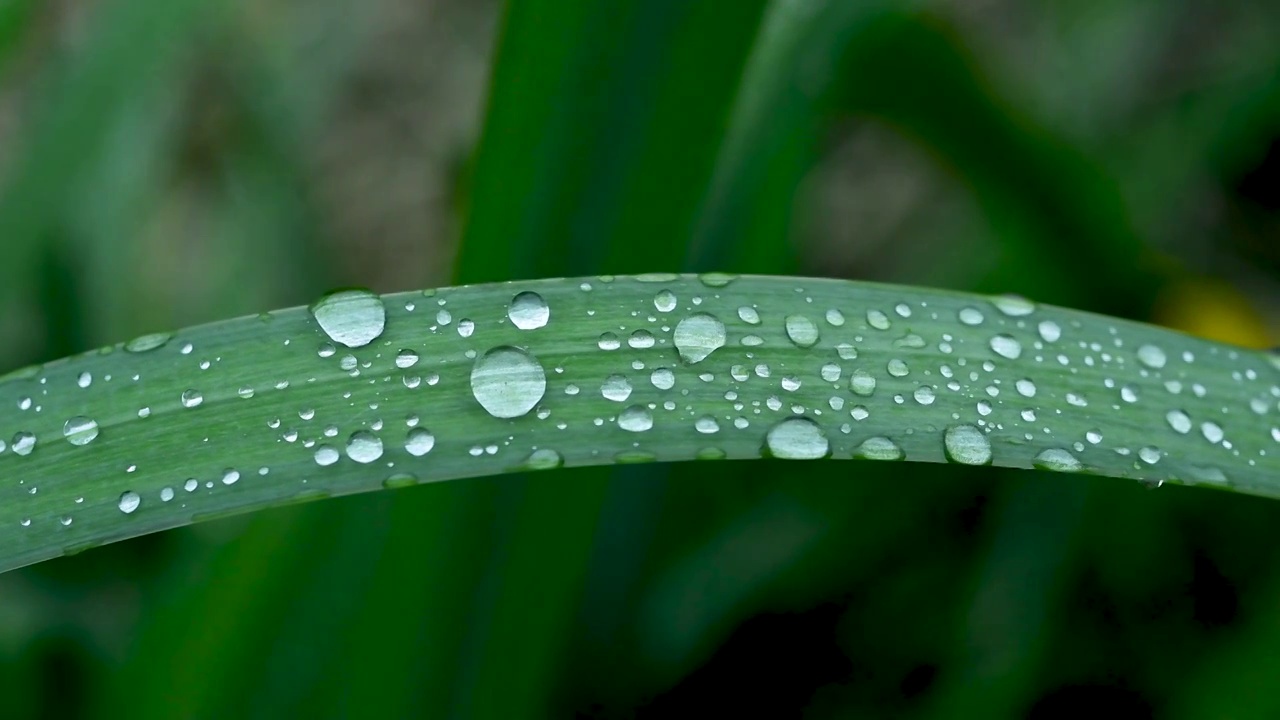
[310,289,386,348]
[784,315,819,348]
[618,405,654,432]
[508,291,550,330]
[405,428,435,457]
[764,417,829,459]
[854,436,903,461]
[989,334,1022,360]
[346,430,385,464]
[181,389,204,408]
[470,346,547,419]
[118,491,140,514]
[1033,448,1083,473]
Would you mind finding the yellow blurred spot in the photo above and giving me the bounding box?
[1154,279,1275,349]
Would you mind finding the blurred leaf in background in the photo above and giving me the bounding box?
[0,0,1278,718]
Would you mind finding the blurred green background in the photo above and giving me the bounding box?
[1,0,1279,717]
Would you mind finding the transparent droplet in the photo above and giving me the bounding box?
[508,291,550,330]
[959,307,985,326]
[598,332,621,351]
[315,446,340,466]
[989,334,1022,360]
[866,310,891,330]
[63,417,99,446]
[406,428,435,457]
[820,363,841,382]
[238,386,255,399]
[887,359,909,377]
[944,424,992,465]
[913,386,936,405]
[695,415,720,434]
[992,295,1036,317]
[651,368,675,390]
[764,417,829,459]
[1037,321,1061,343]
[784,315,819,348]
[836,343,857,360]
[1034,448,1082,472]
[125,332,171,353]
[457,319,475,338]
[674,313,726,364]
[1201,421,1224,444]
[1136,344,1167,370]
[825,309,845,326]
[850,369,876,396]
[602,374,633,402]
[77,372,92,389]
[12,432,36,456]
[221,469,240,485]
[310,289,386,348]
[1015,379,1037,398]
[470,346,547,418]
[396,350,420,369]
[181,390,204,408]
[1139,446,1161,464]
[118,491,140,514]
[1166,410,1192,434]
[654,290,677,313]
[346,431,384,464]
[855,436,903,461]
[618,405,654,432]
[523,448,564,470]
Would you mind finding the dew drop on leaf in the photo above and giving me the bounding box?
[784,315,819,348]
[673,313,726,364]
[310,289,386,348]
[618,405,653,432]
[764,417,828,459]
[62,417,99,446]
[118,491,140,514]
[508,291,550,330]
[855,436,903,461]
[944,424,992,465]
[346,431,384,464]
[1034,448,1082,472]
[470,346,547,418]
[405,428,435,457]
[125,332,171,353]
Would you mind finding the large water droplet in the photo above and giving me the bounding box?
[784,315,819,348]
[508,291,550,330]
[849,369,876,396]
[63,417,99,446]
[315,446,340,466]
[346,431,384,464]
[992,295,1036,317]
[1166,410,1192,434]
[396,350,420,369]
[855,436,903,461]
[654,290,677,313]
[1034,448,1082,472]
[602,374,633,402]
[181,389,204,408]
[406,428,435,456]
[470,346,547,418]
[989,334,1022,360]
[866,310,891,330]
[958,307,985,326]
[674,313,726,364]
[125,332,171,353]
[118,491,140,514]
[944,424,992,465]
[618,405,654,432]
[12,431,36,456]
[1136,344,1167,369]
[764,417,829,459]
[651,367,675,390]
[523,448,564,470]
[310,289,386,348]
[1037,321,1061,343]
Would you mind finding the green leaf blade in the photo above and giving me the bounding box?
[2,274,1276,573]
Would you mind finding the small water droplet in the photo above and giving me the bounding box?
[508,291,550,330]
[650,367,675,390]
[406,428,435,456]
[628,330,656,349]
[1166,410,1192,434]
[944,424,992,465]
[1037,321,1061,343]
[238,386,255,399]
[1201,421,1224,444]
[118,491,140,514]
[737,306,761,325]
[764,417,829,459]
[598,332,621,350]
[523,448,564,470]
[992,295,1036,317]
[12,432,36,456]
[1139,446,1161,464]
[77,372,92,389]
[1015,379,1037,397]
[887,359,910,377]
[959,307,986,326]
[395,349,420,369]
[836,343,857,360]
[618,405,654,432]
[820,363,841,382]
[850,370,876,396]
[866,310,891,330]
[913,386,936,405]
[470,346,547,418]
[654,290,677,313]
[63,417,99,446]
[784,315,819,348]
[825,309,845,326]
[1136,344,1167,369]
[222,469,240,485]
[181,389,204,408]
[310,289,386,348]
[674,313,726,364]
[695,415,720,434]
[1034,448,1082,472]
[315,446,340,466]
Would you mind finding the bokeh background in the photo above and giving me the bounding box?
[1,0,1279,717]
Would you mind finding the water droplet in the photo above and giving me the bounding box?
[654,290,677,313]
[1201,421,1224,444]
[1015,379,1037,397]
[1037,321,1061,342]
[395,349,420,369]
[699,272,736,287]
[63,417,99,446]
[650,367,675,390]
[181,389,204,408]
[989,335,1022,360]
[737,306,760,325]
[238,386,255,399]
[160,487,174,502]
[118,491,140,514]
[1136,344,1167,370]
[866,310,891,330]
[346,431,384,463]
[913,386,936,405]
[125,332,171,353]
[12,432,36,456]
[222,469,240,485]
[784,315,819,348]
[310,289,386,348]
[959,307,986,326]
[855,436,903,461]
[836,343,857,360]
[315,446,340,466]
[627,330,656,349]
[764,417,829,459]
[602,374,633,402]
[508,291,550,330]
[77,372,92,389]
[674,313,726,364]
[820,363,841,382]
[825,309,845,326]
[695,415,720,434]
[618,405,654,432]
[523,448,564,470]
[1166,410,1192,434]
[850,370,876,396]
[1139,446,1161,464]
[1120,385,1139,403]
[470,346,547,418]
[944,424,992,465]
[887,359,909,377]
[406,428,435,456]
[992,295,1036,317]
[1034,448,1082,472]
[598,332,621,350]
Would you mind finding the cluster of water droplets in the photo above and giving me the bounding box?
[3,274,1279,544]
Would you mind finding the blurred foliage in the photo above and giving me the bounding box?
[0,0,1279,717]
